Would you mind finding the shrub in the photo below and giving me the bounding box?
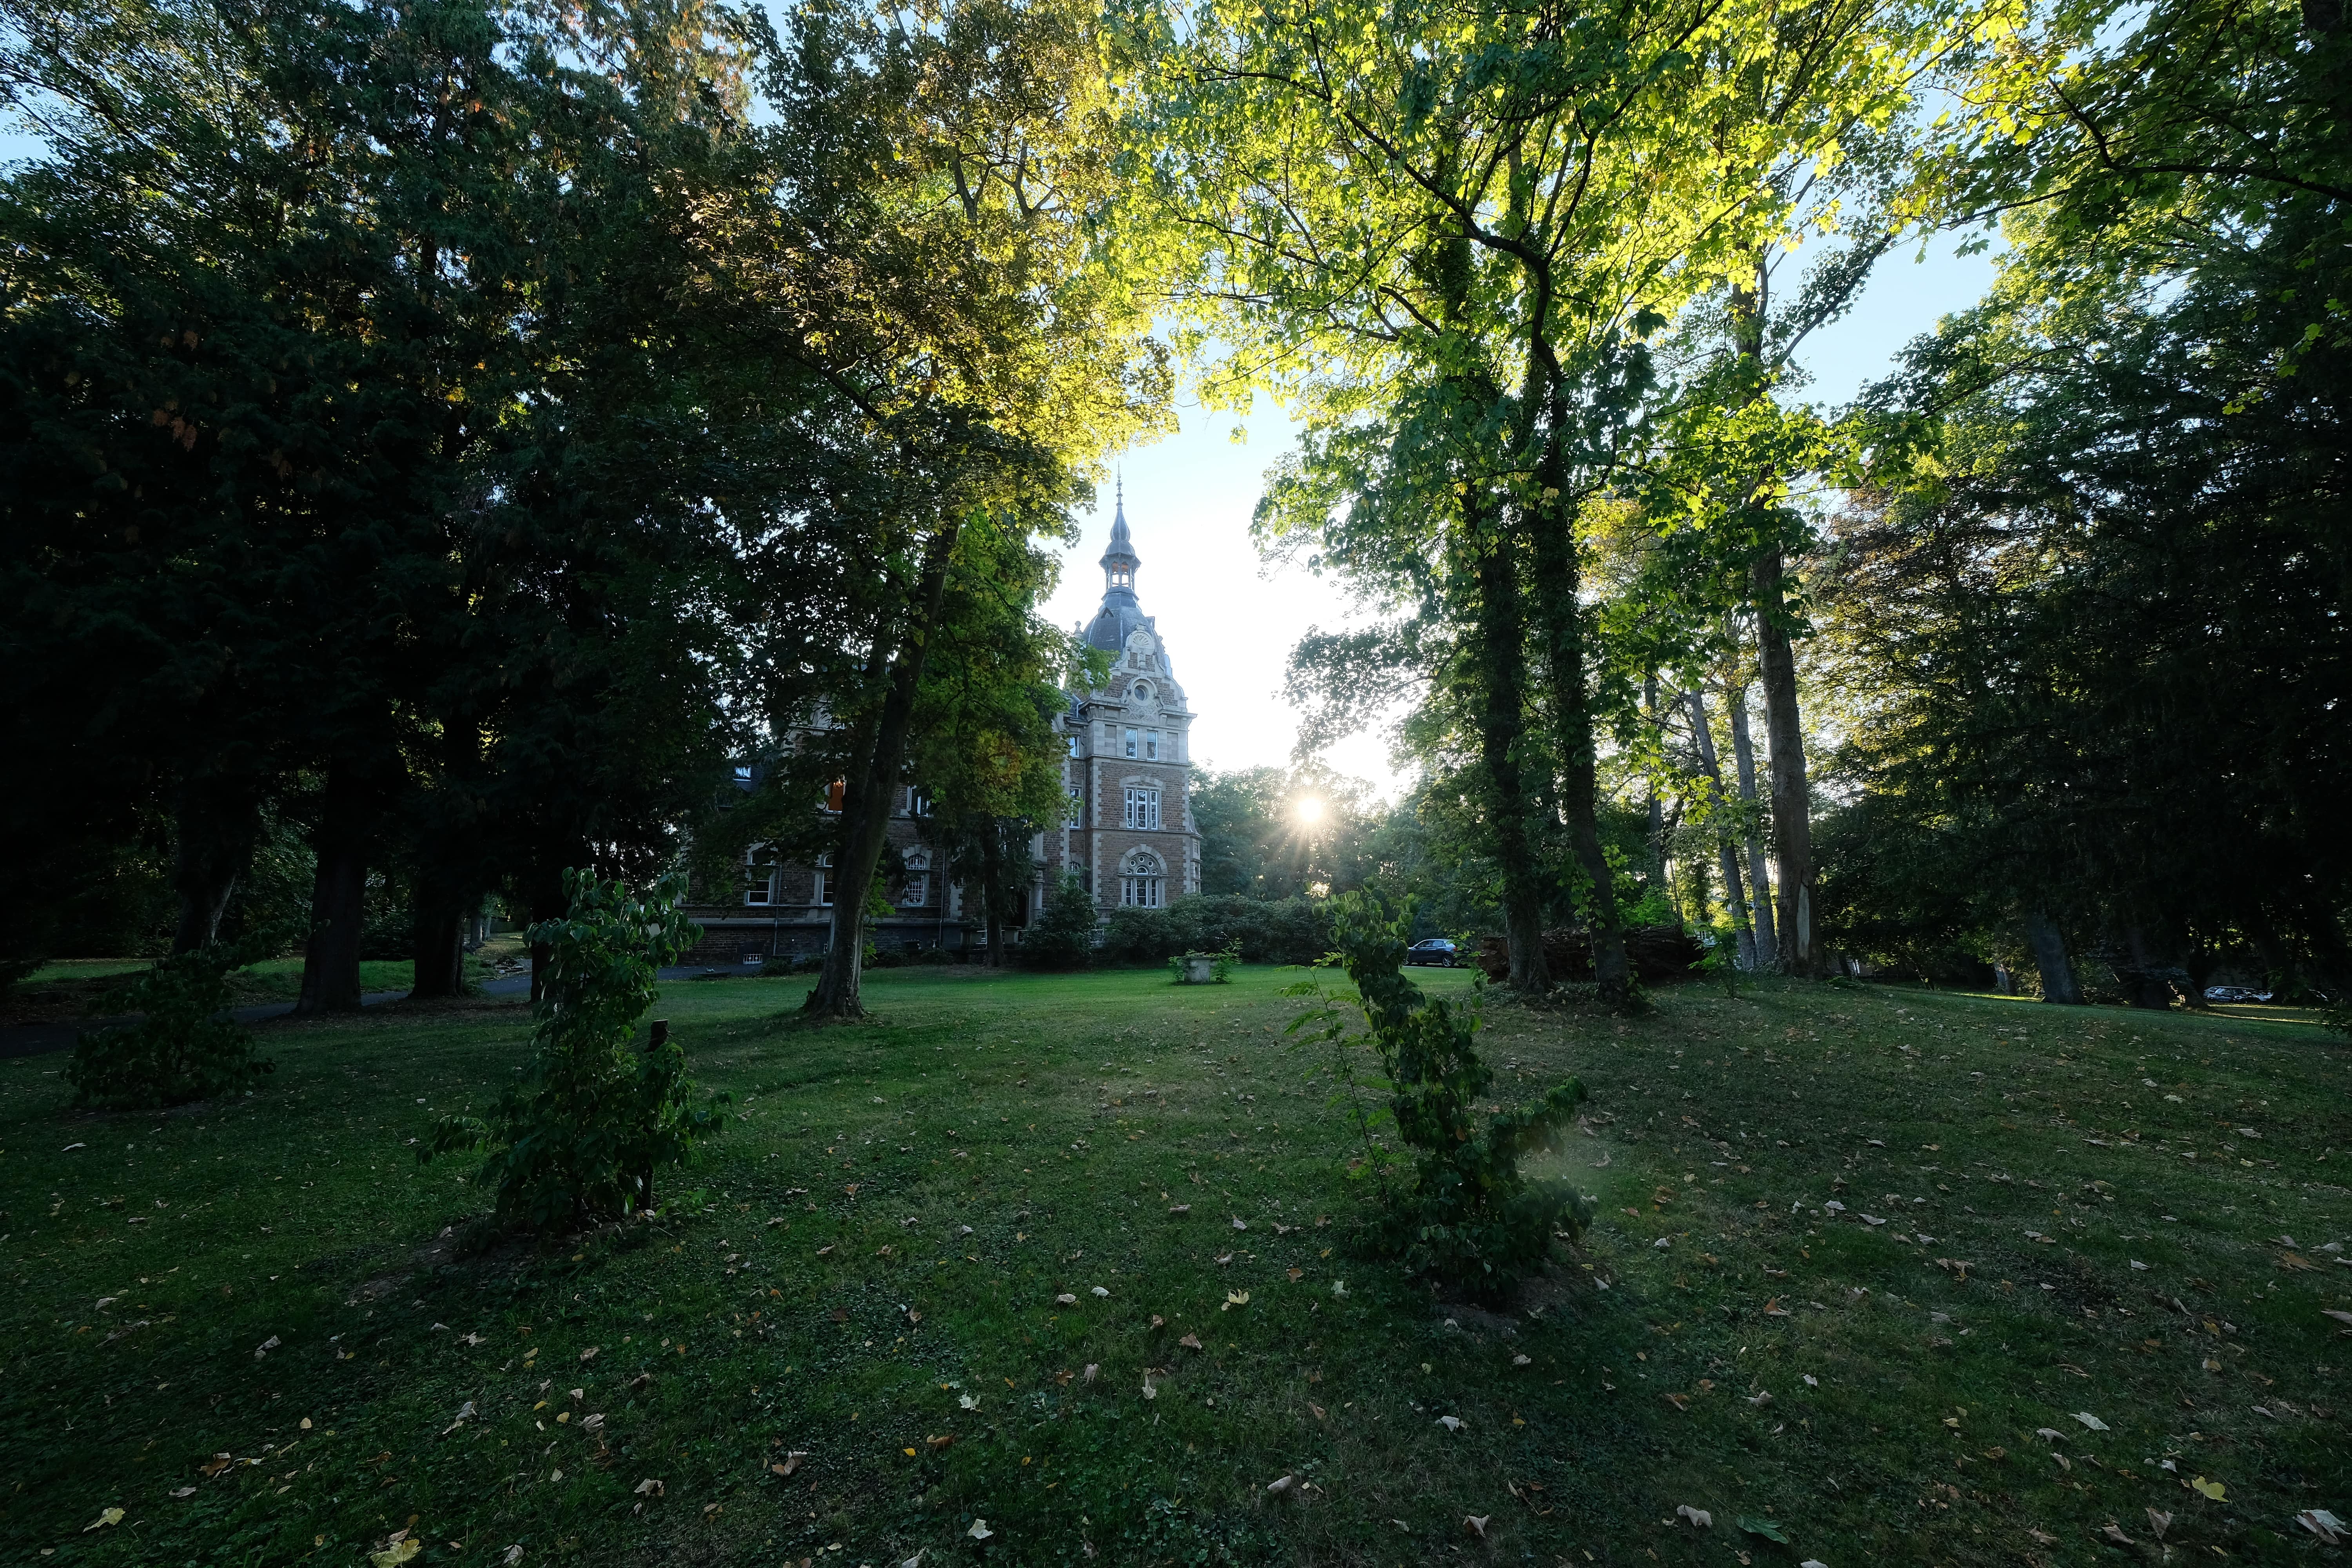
[65,936,278,1110]
[1018,875,1099,970]
[1294,889,1590,1300]
[1164,895,1332,965]
[423,869,726,1229]
[1103,906,1180,965]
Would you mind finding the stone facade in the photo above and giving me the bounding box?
[1045,494,1200,915]
[681,788,968,968]
[679,492,1192,964]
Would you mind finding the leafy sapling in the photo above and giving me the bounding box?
[1291,890,1592,1300]
[423,869,725,1230]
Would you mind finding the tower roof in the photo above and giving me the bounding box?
[1083,478,1151,655]
[1098,477,1138,572]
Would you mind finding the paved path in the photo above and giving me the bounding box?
[0,964,755,1062]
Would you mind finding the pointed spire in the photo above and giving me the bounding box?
[1100,477,1139,597]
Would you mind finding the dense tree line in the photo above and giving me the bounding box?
[6,0,2340,1020]
[1129,0,2345,1005]
[1,0,1165,1015]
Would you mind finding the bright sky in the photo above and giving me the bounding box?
[1042,234,2002,799]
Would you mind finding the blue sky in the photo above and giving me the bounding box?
[1044,234,2002,796]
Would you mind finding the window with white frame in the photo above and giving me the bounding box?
[1119,849,1165,908]
[1067,788,1084,826]
[1123,786,1161,830]
[1144,730,1160,761]
[813,852,834,907]
[1066,734,1080,758]
[1123,726,1139,758]
[906,786,932,817]
[742,844,779,906]
[899,848,931,907]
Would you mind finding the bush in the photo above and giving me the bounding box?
[1165,895,1332,965]
[423,869,726,1229]
[1103,906,1180,965]
[1294,890,1590,1301]
[1018,875,1099,970]
[65,936,278,1110]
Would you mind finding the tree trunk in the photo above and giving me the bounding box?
[2119,925,2173,1011]
[981,818,1005,968]
[806,521,964,1019]
[1465,486,1550,991]
[1725,669,1778,964]
[2023,910,2085,1004]
[170,782,258,954]
[1527,454,1628,1001]
[410,895,466,998]
[1750,550,1818,975]
[1642,677,1668,893]
[1685,688,1755,968]
[296,768,367,1014]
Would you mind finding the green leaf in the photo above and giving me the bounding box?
[1737,1515,1789,1543]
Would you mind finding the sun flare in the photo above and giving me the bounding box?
[1296,797,1325,824]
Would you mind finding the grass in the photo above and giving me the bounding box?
[5,958,492,1026]
[1,965,2347,1568]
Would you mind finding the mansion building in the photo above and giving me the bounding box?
[680,495,1198,964]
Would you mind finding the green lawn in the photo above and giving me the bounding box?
[2,967,2346,1567]
[5,958,488,1026]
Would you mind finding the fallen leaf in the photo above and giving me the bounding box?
[634,1479,664,1498]
[1465,1515,1490,1538]
[1676,1505,1713,1529]
[85,1507,125,1532]
[2028,1528,2058,1545]
[579,1346,599,1361]
[2071,1412,2109,1431]
[1266,1474,1296,1495]
[1223,1290,1249,1310]
[2145,1508,2172,1541]
[1308,1402,1326,1421]
[2100,1523,2134,1545]
[2190,1476,2225,1501]
[2035,1428,2067,1443]
[370,1541,421,1568]
[2296,1509,2347,1545]
[2322,1310,2352,1327]
[1737,1516,1788,1543]
[967,1518,993,1541]
[1091,1286,1109,1298]
[171,1486,195,1499]
[1179,1333,1203,1350]
[1054,1293,1077,1306]
[1437,1415,1464,1431]
[503,1548,524,1566]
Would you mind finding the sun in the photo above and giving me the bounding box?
[1296,797,1325,824]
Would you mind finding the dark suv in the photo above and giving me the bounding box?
[1406,938,1462,967]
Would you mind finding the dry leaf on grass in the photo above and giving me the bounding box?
[2145,1508,2172,1541]
[1054,1294,1077,1306]
[966,1518,993,1541]
[1437,1415,1464,1431]
[84,1508,125,1532]
[2296,1509,2347,1544]
[633,1479,663,1498]
[2100,1523,2135,1545]
[1465,1515,1490,1538]
[2071,1412,2108,1431]
[1675,1505,1712,1528]
[1179,1333,1203,1350]
[2191,1477,2226,1501]
[1266,1474,1295,1495]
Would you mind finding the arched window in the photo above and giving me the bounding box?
[1120,849,1165,909]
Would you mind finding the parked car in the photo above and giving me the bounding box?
[2203,985,2272,1004]
[1406,938,1462,967]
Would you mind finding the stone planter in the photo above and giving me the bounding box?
[1181,955,1218,985]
